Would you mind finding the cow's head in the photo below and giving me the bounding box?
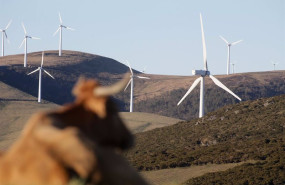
[71,73,133,150]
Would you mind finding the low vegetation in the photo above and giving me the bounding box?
[125,95,285,183]
[183,156,285,185]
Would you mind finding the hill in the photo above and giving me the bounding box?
[0,81,181,150]
[0,81,58,150]
[0,50,133,106]
[125,94,285,184]
[134,71,285,120]
[120,112,182,133]
[1,50,284,120]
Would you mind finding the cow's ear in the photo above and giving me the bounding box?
[72,77,86,97]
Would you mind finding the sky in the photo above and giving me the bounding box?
[0,0,284,76]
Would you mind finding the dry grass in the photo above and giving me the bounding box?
[141,160,257,185]
[0,81,58,149]
[120,112,182,133]
[0,81,182,150]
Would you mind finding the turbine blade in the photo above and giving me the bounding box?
[136,76,150,79]
[231,40,243,45]
[66,26,75,31]
[53,27,60,36]
[124,79,132,91]
[219,35,229,44]
[126,61,133,75]
[59,12,63,24]
[31,36,40,40]
[19,38,25,48]
[22,22,27,35]
[41,51,44,67]
[6,38,10,44]
[200,13,208,71]
[5,20,12,30]
[27,68,40,75]
[4,31,7,39]
[209,75,241,101]
[43,69,55,79]
[177,77,202,106]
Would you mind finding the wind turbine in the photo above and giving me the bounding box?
[271,61,278,71]
[19,23,40,67]
[124,61,150,112]
[53,12,74,56]
[177,14,242,118]
[28,52,55,103]
[0,20,12,57]
[231,62,237,74]
[220,35,242,75]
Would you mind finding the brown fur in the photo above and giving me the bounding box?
[0,78,134,185]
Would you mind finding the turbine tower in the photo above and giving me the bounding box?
[53,12,74,56]
[124,61,150,112]
[231,62,237,74]
[0,20,12,57]
[28,52,55,103]
[177,14,242,118]
[19,23,40,67]
[271,61,278,71]
[220,35,242,75]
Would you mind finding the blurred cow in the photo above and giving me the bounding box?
[0,73,148,185]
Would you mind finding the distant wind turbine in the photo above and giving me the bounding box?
[231,62,237,74]
[271,61,278,71]
[19,23,40,67]
[124,61,150,112]
[53,12,74,56]
[177,14,242,118]
[0,20,12,57]
[220,35,242,75]
[28,52,55,103]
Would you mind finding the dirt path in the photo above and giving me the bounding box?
[141,161,256,185]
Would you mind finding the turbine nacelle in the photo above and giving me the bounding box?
[192,70,210,76]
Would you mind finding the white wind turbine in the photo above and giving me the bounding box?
[53,12,74,56]
[19,23,40,67]
[124,61,150,112]
[231,62,237,74]
[0,20,12,57]
[220,35,242,75]
[28,52,55,103]
[177,14,242,118]
[271,61,278,71]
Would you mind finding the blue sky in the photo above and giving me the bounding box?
[0,0,284,75]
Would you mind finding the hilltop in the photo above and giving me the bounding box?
[125,94,285,184]
[1,50,284,120]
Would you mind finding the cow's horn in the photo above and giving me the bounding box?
[94,73,131,96]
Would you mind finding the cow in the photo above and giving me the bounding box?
[0,73,149,185]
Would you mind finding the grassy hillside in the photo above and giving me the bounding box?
[0,50,132,106]
[0,81,58,150]
[134,71,285,120]
[120,112,182,133]
[125,94,285,182]
[1,50,284,120]
[0,81,181,150]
